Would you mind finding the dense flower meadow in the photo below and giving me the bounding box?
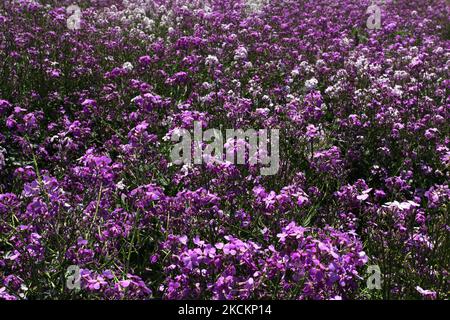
[0,0,449,300]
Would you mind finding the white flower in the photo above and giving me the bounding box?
[341,37,350,46]
[291,68,300,77]
[116,180,126,190]
[245,0,267,13]
[394,70,409,81]
[205,55,219,66]
[355,56,369,71]
[391,85,403,97]
[202,82,212,90]
[122,62,134,71]
[234,46,248,61]
[243,61,253,69]
[383,200,420,211]
[305,77,318,90]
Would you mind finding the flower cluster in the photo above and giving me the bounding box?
[0,0,448,300]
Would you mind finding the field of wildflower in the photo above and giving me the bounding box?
[0,0,448,300]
